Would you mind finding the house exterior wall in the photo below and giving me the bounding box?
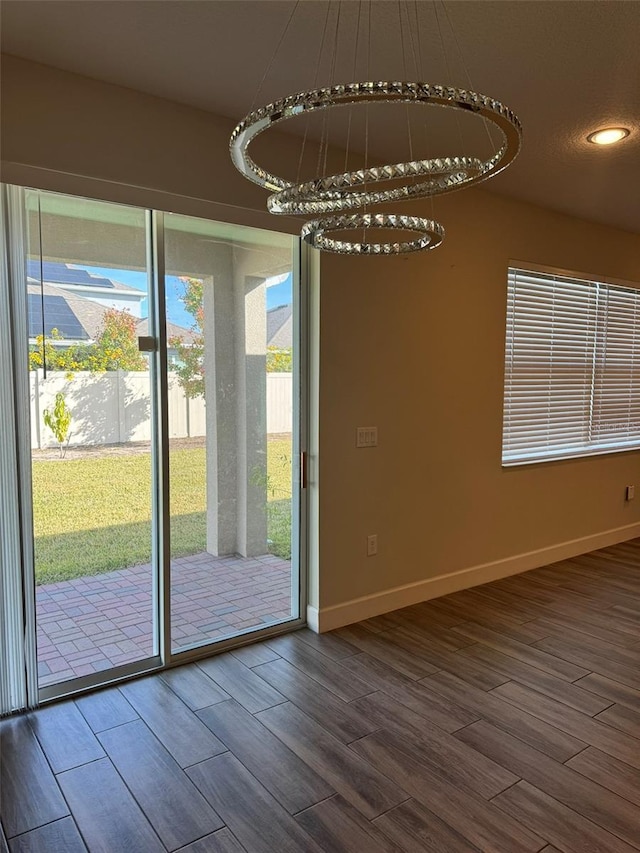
[3,54,640,624]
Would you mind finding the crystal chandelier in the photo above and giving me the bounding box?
[230,3,522,255]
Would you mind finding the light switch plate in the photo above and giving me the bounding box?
[356,426,378,448]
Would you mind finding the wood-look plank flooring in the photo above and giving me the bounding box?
[3,539,640,852]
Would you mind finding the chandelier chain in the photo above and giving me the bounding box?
[250,0,299,113]
[297,0,332,185]
[404,2,420,80]
[321,0,342,180]
[441,0,496,156]
[363,1,372,242]
[344,0,363,173]
[434,1,464,153]
[398,1,415,170]
[412,0,436,221]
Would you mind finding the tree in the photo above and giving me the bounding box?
[43,392,72,457]
[169,277,205,398]
[92,308,146,371]
[29,329,91,374]
[169,277,294,396]
[29,308,146,374]
[266,346,292,372]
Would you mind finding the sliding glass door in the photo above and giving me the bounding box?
[163,215,301,653]
[2,185,303,707]
[25,191,158,692]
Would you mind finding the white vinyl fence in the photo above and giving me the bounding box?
[266,372,294,434]
[30,370,292,449]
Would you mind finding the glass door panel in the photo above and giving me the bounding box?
[163,215,300,652]
[25,190,158,688]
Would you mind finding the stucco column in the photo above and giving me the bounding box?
[235,272,268,556]
[203,257,238,556]
[203,249,267,557]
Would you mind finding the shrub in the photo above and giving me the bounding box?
[43,392,72,458]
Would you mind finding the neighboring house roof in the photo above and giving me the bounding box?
[27,280,193,345]
[26,260,143,294]
[267,303,292,348]
[30,264,287,349]
[27,280,107,340]
[136,317,198,347]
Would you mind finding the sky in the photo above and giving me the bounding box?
[84,266,293,330]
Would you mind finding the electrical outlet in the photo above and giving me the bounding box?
[367,534,378,556]
[626,484,635,501]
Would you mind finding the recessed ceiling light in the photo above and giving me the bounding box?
[587,127,630,146]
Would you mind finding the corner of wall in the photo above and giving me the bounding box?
[312,521,640,632]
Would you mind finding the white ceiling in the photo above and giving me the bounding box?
[2,0,639,234]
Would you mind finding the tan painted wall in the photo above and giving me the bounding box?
[0,54,316,233]
[3,55,640,616]
[319,191,640,609]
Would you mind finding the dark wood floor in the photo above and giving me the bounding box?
[2,540,640,853]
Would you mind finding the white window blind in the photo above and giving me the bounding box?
[502,266,640,465]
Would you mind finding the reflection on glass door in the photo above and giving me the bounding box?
[163,216,300,652]
[26,191,157,689]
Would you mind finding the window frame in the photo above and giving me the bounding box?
[502,260,640,467]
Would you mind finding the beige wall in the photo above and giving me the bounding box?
[0,54,307,232]
[3,55,640,621]
[319,191,640,612]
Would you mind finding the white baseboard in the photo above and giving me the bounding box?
[306,604,319,633]
[306,521,640,634]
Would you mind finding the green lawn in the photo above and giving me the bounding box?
[32,441,292,585]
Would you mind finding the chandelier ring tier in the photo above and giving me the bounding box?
[267,155,484,216]
[230,81,522,213]
[301,213,445,255]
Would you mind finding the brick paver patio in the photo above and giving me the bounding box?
[36,552,292,688]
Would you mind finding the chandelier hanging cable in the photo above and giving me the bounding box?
[230,1,522,256]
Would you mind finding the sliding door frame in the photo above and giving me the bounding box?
[1,184,39,714]
[165,228,308,670]
[149,210,172,666]
[7,187,309,707]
